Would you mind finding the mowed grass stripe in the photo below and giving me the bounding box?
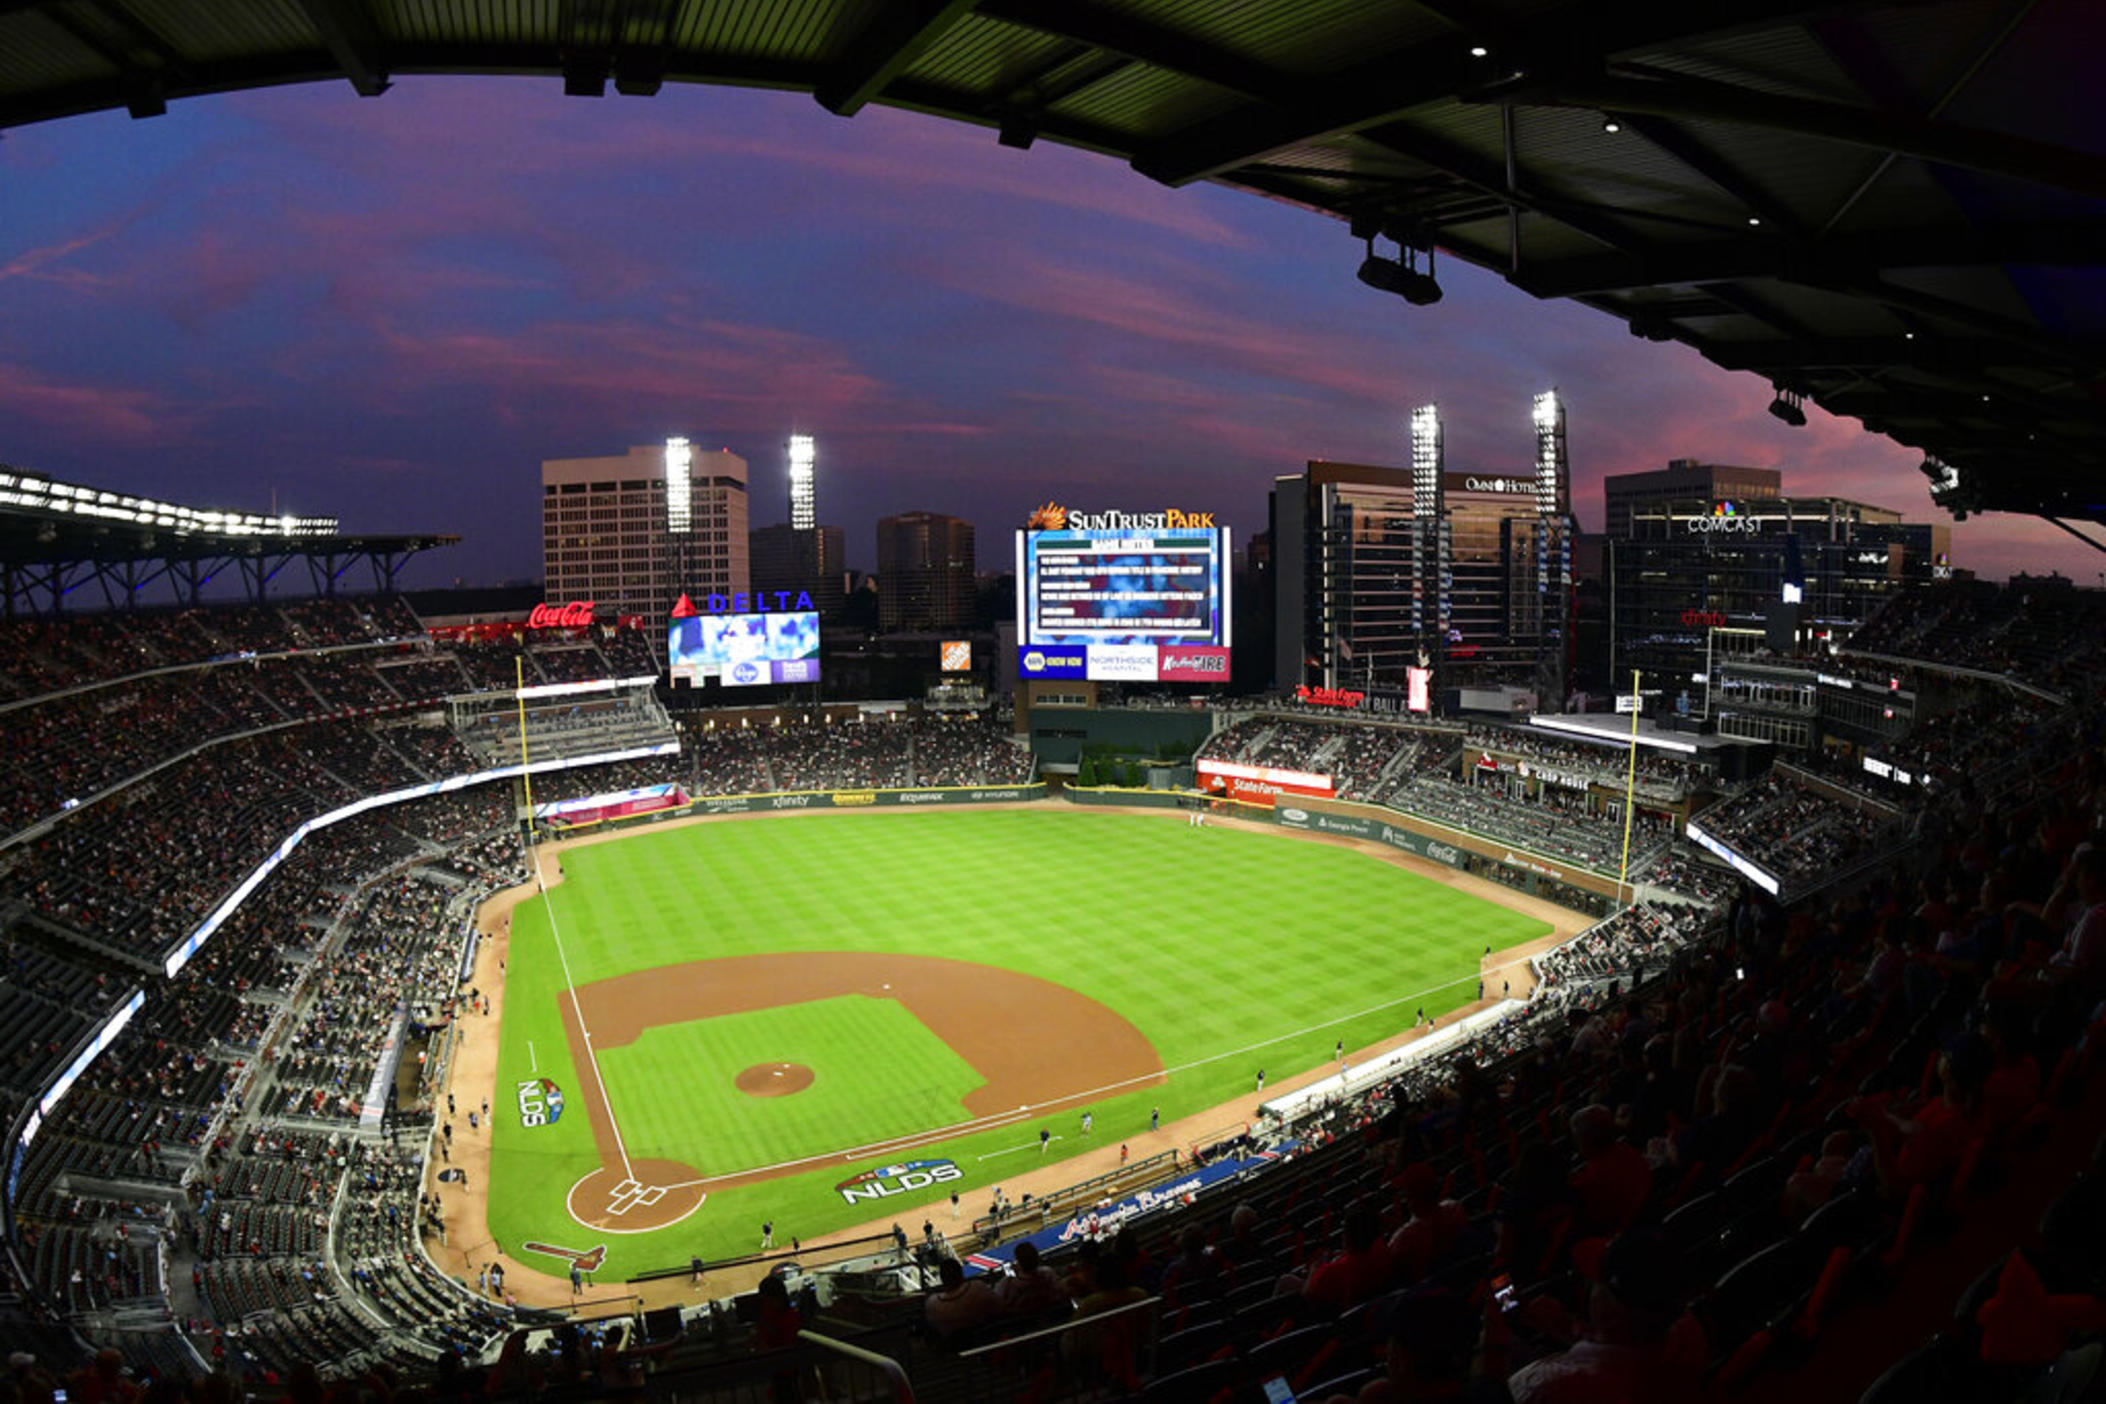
[493,808,1549,1270]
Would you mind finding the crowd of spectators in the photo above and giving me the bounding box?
[1532,901,1710,1009]
[0,610,664,834]
[269,875,466,1123]
[1692,773,1893,894]
[1385,772,1675,875]
[1198,717,1454,804]
[904,718,1033,788]
[1464,726,1707,800]
[1847,579,2106,691]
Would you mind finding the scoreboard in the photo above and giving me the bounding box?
[1016,525,1231,682]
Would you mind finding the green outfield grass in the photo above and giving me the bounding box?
[485,807,1550,1277]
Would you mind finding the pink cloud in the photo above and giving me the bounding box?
[0,362,194,445]
[0,208,142,291]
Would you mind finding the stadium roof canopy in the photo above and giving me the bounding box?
[4,0,2104,533]
[0,467,458,610]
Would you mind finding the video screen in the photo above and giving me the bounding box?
[1022,526,1229,647]
[668,611,821,686]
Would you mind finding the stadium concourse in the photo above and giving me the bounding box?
[0,585,2101,1402]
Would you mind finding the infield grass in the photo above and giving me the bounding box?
[596,996,984,1173]
[487,807,1551,1275]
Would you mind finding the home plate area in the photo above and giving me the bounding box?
[566,1159,706,1232]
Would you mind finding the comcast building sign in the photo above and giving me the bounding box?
[1684,501,1766,534]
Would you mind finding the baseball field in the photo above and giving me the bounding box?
[483,806,1550,1278]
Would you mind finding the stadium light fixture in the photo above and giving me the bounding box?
[664,436,692,534]
[0,470,336,538]
[787,434,816,532]
[1767,387,1807,427]
[1356,238,1443,306]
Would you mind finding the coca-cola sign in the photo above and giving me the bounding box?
[1294,684,1366,709]
[528,600,595,628]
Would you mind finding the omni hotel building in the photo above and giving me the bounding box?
[1604,460,1950,731]
[1270,394,1576,706]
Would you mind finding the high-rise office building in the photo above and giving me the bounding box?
[1270,460,1419,692]
[876,512,975,633]
[541,441,748,619]
[1270,393,1575,701]
[1603,460,1781,537]
[750,521,847,616]
[1603,471,1949,694]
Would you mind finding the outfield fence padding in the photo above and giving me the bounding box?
[541,782,1051,838]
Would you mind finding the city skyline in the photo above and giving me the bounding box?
[0,77,2095,592]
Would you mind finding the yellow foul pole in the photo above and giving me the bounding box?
[515,656,539,852]
[1617,669,1641,905]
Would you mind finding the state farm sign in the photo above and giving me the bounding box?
[528,600,595,628]
[1197,758,1335,808]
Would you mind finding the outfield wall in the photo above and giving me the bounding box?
[532,781,1051,838]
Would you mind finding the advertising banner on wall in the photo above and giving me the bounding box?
[1085,644,1159,681]
[1158,645,1232,681]
[1018,647,1088,680]
[1197,759,1335,807]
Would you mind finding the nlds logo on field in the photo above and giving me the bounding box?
[517,1077,564,1128]
[835,1158,963,1204]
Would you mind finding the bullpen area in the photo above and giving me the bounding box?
[480,806,1550,1278]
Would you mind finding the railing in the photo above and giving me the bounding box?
[951,1294,1162,1402]
[640,1322,920,1403]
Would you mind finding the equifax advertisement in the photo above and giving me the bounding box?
[1197,758,1335,807]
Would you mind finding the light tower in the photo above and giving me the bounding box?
[664,435,693,603]
[1410,403,1448,669]
[1530,390,1574,708]
[788,434,816,532]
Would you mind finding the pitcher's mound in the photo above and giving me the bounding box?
[736,1062,814,1097]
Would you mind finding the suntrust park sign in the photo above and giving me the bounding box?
[1028,500,1215,530]
[1066,508,1215,529]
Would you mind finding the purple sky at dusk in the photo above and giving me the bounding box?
[0,77,2097,590]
